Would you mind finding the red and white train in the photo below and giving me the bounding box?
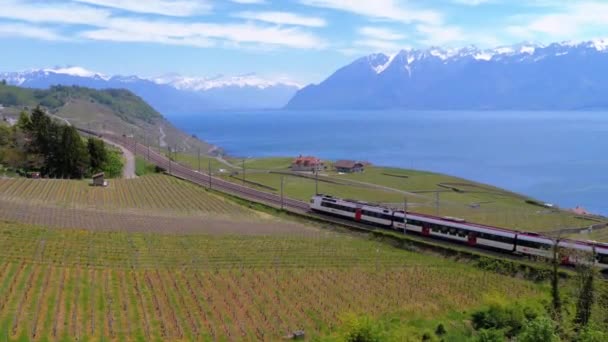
[310,194,608,270]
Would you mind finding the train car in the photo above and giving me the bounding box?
[515,233,555,259]
[310,195,608,271]
[310,195,393,227]
[393,211,517,252]
[558,239,608,270]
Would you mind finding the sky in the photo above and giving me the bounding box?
[1,0,608,84]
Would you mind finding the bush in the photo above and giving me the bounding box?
[340,314,385,342]
[476,329,505,342]
[518,316,559,342]
[435,323,446,336]
[471,302,541,338]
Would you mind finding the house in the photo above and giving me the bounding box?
[334,160,365,173]
[291,155,324,172]
[92,172,108,187]
[572,205,590,216]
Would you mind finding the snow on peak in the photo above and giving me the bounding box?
[373,53,397,74]
[591,38,608,51]
[153,73,302,91]
[42,66,109,80]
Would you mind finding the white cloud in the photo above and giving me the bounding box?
[452,0,492,5]
[299,0,442,25]
[354,39,405,52]
[358,27,405,41]
[81,18,326,49]
[230,0,267,3]
[233,11,327,27]
[416,25,466,46]
[0,23,64,41]
[72,0,211,17]
[0,0,111,26]
[507,1,608,41]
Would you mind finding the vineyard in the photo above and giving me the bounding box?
[0,175,310,234]
[0,175,252,217]
[0,221,544,341]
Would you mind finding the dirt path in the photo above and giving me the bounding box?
[158,126,167,148]
[103,139,137,179]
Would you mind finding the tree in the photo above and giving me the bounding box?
[574,249,596,330]
[58,126,88,178]
[87,137,107,173]
[0,79,6,86]
[16,110,31,132]
[550,238,562,323]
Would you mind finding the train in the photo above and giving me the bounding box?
[310,194,608,270]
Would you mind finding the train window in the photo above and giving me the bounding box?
[449,228,457,235]
[597,254,608,265]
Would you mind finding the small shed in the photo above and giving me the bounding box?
[334,160,365,173]
[92,172,108,187]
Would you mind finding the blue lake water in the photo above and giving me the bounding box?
[170,110,608,215]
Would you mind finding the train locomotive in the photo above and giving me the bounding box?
[310,194,608,270]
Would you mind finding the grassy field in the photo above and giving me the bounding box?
[212,164,602,234]
[0,221,545,341]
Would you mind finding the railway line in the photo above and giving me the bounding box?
[83,130,310,213]
[77,128,608,277]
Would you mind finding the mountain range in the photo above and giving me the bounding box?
[0,67,300,113]
[287,40,608,110]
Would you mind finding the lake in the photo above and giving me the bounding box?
[170,110,608,215]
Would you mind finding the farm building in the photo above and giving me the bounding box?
[92,172,108,187]
[291,155,324,172]
[334,160,365,173]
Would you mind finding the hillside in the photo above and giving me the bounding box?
[0,173,548,340]
[287,40,608,110]
[0,84,214,153]
[0,68,300,112]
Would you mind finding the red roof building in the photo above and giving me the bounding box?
[292,155,324,172]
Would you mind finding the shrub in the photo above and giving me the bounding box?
[476,329,505,342]
[518,316,559,342]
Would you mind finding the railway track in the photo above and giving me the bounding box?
[76,129,608,278]
[89,131,310,213]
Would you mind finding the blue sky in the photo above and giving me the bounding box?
[1,0,608,84]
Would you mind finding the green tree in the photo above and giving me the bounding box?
[574,258,596,329]
[87,137,108,173]
[1,79,6,85]
[16,111,31,132]
[550,239,562,323]
[58,126,88,178]
[518,317,560,342]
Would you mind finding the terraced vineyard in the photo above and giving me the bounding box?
[0,175,252,217]
[0,175,309,234]
[0,221,544,341]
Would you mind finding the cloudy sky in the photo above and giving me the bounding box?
[1,0,607,84]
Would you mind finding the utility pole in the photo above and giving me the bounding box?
[168,147,172,174]
[435,191,440,216]
[198,148,201,173]
[403,196,408,235]
[208,159,212,189]
[242,159,245,185]
[315,168,319,195]
[280,176,284,210]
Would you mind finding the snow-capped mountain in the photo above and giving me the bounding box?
[153,73,301,91]
[287,40,608,110]
[0,67,300,112]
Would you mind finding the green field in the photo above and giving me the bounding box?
[201,159,603,234]
[0,220,545,341]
